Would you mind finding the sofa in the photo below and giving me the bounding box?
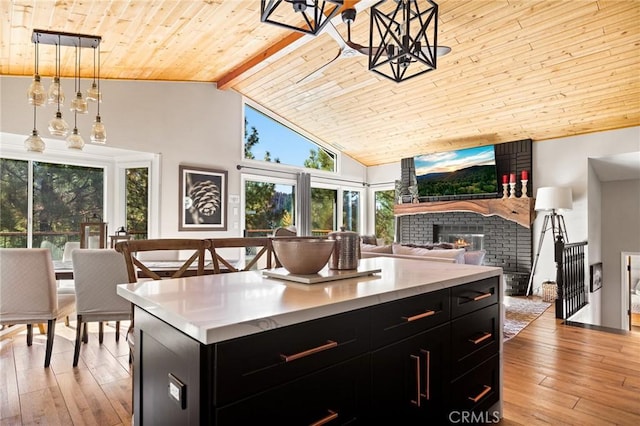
[360,240,486,265]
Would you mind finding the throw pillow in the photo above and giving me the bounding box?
[392,244,465,263]
[360,235,378,245]
[464,250,486,266]
[361,243,393,254]
[392,243,433,257]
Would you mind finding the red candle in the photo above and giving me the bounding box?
[502,174,508,184]
[521,170,528,180]
[509,173,516,183]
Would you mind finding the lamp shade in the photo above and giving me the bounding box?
[534,186,573,211]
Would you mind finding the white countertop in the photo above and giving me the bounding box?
[117,257,502,345]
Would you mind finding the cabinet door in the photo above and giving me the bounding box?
[369,323,450,423]
[216,356,370,425]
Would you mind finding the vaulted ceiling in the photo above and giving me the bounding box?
[2,1,639,166]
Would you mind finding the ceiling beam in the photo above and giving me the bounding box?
[216,0,374,90]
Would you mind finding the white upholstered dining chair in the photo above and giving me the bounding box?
[0,248,59,367]
[71,249,131,367]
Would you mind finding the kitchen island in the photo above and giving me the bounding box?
[117,256,503,425]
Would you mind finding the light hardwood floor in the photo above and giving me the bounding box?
[1,307,639,425]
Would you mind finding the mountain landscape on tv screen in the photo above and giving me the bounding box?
[417,165,498,196]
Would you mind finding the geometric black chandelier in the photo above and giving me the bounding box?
[369,0,442,82]
[260,0,344,35]
[260,0,447,83]
[25,29,105,153]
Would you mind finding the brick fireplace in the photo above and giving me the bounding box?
[396,139,534,295]
[397,212,532,295]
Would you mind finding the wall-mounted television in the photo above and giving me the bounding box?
[414,145,498,197]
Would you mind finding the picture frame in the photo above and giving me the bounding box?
[590,262,603,292]
[179,165,227,231]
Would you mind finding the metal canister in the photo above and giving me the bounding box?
[328,227,361,270]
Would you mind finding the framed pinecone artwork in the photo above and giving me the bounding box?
[179,165,228,231]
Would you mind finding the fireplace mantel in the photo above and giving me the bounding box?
[394,197,536,228]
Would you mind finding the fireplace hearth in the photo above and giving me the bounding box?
[435,225,485,251]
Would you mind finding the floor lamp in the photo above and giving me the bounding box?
[526,186,573,296]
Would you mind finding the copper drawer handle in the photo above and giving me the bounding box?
[420,349,430,401]
[403,309,436,322]
[472,292,492,301]
[410,354,421,407]
[280,340,338,363]
[309,410,338,426]
[468,385,492,403]
[469,332,492,345]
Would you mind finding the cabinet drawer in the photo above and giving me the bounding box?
[450,354,500,416]
[451,303,500,379]
[451,277,499,318]
[214,308,370,406]
[370,288,450,349]
[216,356,370,425]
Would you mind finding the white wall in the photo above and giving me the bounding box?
[601,179,640,328]
[1,76,367,237]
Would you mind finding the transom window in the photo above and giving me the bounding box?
[244,104,336,172]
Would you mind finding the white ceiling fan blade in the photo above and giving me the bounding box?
[296,49,342,84]
[324,21,348,50]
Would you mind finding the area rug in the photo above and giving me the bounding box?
[503,296,551,341]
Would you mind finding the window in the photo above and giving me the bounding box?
[311,187,336,236]
[125,167,149,240]
[342,190,361,232]
[0,158,104,258]
[0,158,28,248]
[243,176,296,237]
[375,189,395,244]
[244,104,336,172]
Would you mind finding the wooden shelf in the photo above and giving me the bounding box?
[394,197,536,228]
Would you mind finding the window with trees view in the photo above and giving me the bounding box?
[126,167,149,240]
[0,158,104,258]
[244,104,336,172]
[243,103,363,237]
[375,189,395,244]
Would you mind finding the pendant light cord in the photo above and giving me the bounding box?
[73,41,79,129]
[96,46,101,115]
[56,36,61,113]
[32,40,38,131]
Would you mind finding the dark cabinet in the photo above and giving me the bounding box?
[216,355,370,425]
[132,276,502,425]
[369,324,450,423]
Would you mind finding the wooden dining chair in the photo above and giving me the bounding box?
[114,239,213,360]
[208,237,278,273]
[114,239,212,282]
[0,248,59,367]
[71,249,131,367]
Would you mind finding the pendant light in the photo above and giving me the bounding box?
[86,46,102,102]
[24,103,45,152]
[260,0,343,35]
[89,45,106,144]
[69,38,88,115]
[26,40,46,106]
[46,36,65,106]
[48,36,69,137]
[369,0,441,83]
[27,30,103,152]
[25,39,45,152]
[66,42,85,150]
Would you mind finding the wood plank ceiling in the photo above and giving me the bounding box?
[2,0,639,166]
